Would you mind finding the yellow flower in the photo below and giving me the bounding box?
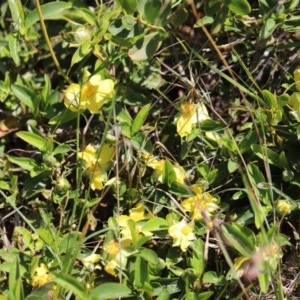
[288,92,300,121]
[181,185,219,220]
[104,240,129,276]
[63,84,85,111]
[78,143,115,190]
[78,144,98,170]
[168,219,196,252]
[63,72,115,113]
[81,74,115,113]
[118,204,153,243]
[128,203,149,222]
[177,102,209,137]
[31,263,51,288]
[289,92,300,111]
[82,253,101,267]
[276,200,291,215]
[172,164,186,184]
[90,173,104,190]
[233,256,251,278]
[144,154,186,184]
[294,69,300,91]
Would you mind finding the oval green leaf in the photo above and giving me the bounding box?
[131,103,151,135]
[16,131,47,151]
[226,0,251,15]
[89,283,131,300]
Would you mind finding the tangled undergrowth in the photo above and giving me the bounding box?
[1,1,300,299]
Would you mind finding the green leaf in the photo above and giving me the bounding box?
[48,110,77,125]
[239,131,258,154]
[190,239,205,276]
[25,2,72,30]
[8,156,39,172]
[221,223,255,257]
[251,144,281,168]
[16,131,47,151]
[141,217,168,232]
[156,290,170,300]
[227,159,239,173]
[52,144,72,156]
[11,84,35,111]
[89,283,132,300]
[137,0,171,25]
[137,0,161,24]
[117,0,137,14]
[128,32,163,61]
[134,256,150,289]
[25,282,56,300]
[52,273,88,300]
[257,261,270,293]
[37,228,57,250]
[131,104,151,135]
[170,182,194,197]
[7,35,20,66]
[42,74,51,102]
[139,248,159,265]
[169,6,188,27]
[203,271,224,285]
[0,181,10,191]
[194,16,214,27]
[8,0,25,33]
[225,0,251,15]
[195,291,214,300]
[199,119,225,131]
[261,89,277,108]
[9,257,24,300]
[260,17,277,40]
[163,160,176,186]
[71,43,92,67]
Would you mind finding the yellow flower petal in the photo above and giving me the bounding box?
[31,263,51,288]
[104,260,118,276]
[82,253,101,267]
[97,79,115,98]
[177,108,194,138]
[78,144,98,170]
[81,75,115,113]
[173,164,186,184]
[168,219,195,252]
[63,84,85,111]
[129,203,146,222]
[176,102,210,137]
[90,173,104,190]
[294,69,300,91]
[289,92,300,111]
[181,184,219,220]
[99,144,115,165]
[276,200,291,215]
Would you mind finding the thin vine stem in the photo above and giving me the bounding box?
[35,0,71,84]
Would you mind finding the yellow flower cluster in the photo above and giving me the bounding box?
[181,184,219,220]
[176,102,210,137]
[276,200,291,215]
[104,203,152,276]
[31,263,51,288]
[104,239,130,276]
[78,144,115,190]
[63,71,115,113]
